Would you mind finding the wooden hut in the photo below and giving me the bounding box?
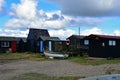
[27,28,50,52]
[27,28,64,53]
[67,35,88,56]
[17,38,27,52]
[0,36,17,53]
[37,36,61,52]
[85,34,120,58]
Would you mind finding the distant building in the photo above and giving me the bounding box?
[38,36,60,52]
[0,36,26,53]
[67,35,88,56]
[27,28,64,53]
[85,34,120,58]
[27,28,50,52]
[17,38,27,52]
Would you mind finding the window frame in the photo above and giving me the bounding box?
[1,42,10,47]
[84,40,89,45]
[109,40,116,46]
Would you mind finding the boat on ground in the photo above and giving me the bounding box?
[80,74,120,80]
[44,51,69,59]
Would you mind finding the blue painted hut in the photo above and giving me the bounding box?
[38,36,60,52]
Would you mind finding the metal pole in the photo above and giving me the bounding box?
[79,27,81,56]
[79,27,80,36]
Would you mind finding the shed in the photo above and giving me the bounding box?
[27,28,50,52]
[17,37,27,52]
[38,36,61,52]
[85,34,120,58]
[0,36,18,53]
[67,35,88,56]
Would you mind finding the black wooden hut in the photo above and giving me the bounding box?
[85,34,120,58]
[0,36,18,53]
[27,28,63,53]
[0,36,27,53]
[17,38,27,52]
[27,28,50,52]
[67,35,88,56]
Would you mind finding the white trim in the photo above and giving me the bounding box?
[1,42,10,47]
[109,40,116,46]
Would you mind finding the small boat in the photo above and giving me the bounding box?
[80,74,120,80]
[44,51,69,59]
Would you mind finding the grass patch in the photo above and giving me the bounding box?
[1,52,120,65]
[11,72,81,80]
[0,52,52,63]
[69,56,120,65]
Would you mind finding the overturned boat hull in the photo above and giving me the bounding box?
[44,52,69,59]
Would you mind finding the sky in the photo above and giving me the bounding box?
[0,0,120,39]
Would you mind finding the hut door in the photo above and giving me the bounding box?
[11,41,16,52]
[40,41,43,53]
[49,41,52,52]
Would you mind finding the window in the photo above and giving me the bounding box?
[102,42,105,47]
[84,40,89,45]
[109,40,116,46]
[1,42,10,47]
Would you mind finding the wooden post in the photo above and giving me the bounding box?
[79,27,81,56]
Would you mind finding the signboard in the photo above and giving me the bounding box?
[66,39,70,45]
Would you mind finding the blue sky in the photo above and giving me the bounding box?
[0,0,120,39]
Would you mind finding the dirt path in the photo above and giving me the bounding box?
[0,60,120,80]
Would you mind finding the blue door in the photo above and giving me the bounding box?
[40,41,43,52]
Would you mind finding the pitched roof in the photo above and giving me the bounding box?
[16,37,27,42]
[40,36,60,41]
[28,28,50,40]
[67,35,86,39]
[0,36,17,41]
[0,36,27,42]
[89,34,120,39]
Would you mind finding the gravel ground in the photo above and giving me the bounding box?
[0,60,120,80]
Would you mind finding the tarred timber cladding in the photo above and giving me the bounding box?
[85,34,120,58]
[11,41,17,52]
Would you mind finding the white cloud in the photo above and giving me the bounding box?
[7,1,68,29]
[5,18,29,29]
[7,9,102,29]
[81,27,104,35]
[68,17,103,27]
[5,0,104,30]
[113,30,120,36]
[0,0,5,11]
[49,0,120,17]
[0,28,76,39]
[44,10,68,29]
[10,0,37,19]
[0,29,29,37]
[49,29,76,39]
[1,28,120,40]
[45,20,66,29]
[4,0,106,39]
